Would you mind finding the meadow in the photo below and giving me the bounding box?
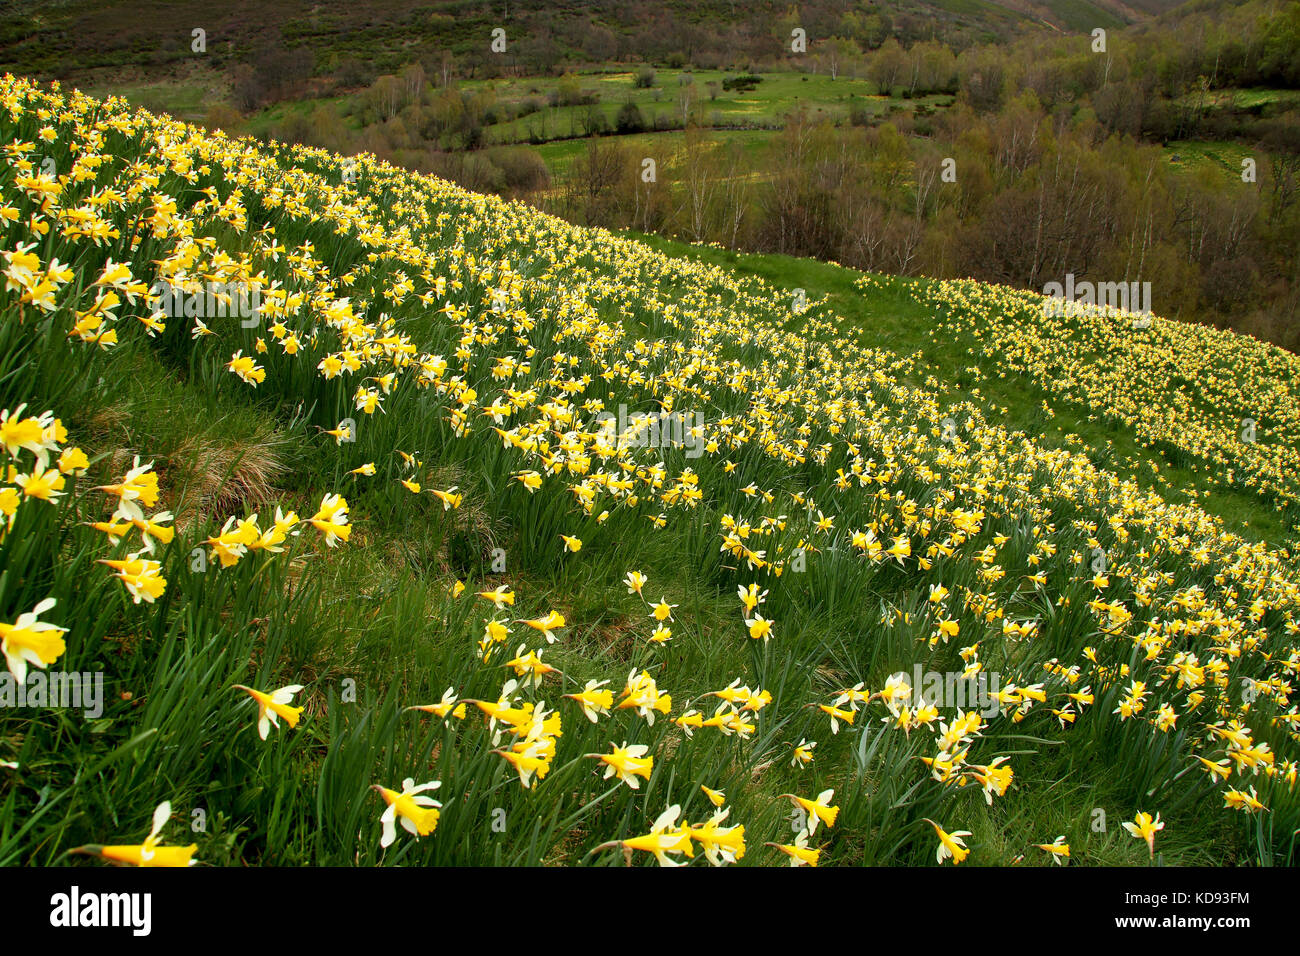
[1,75,1297,867]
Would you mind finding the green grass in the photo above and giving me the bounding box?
[1172,87,1300,112]
[535,128,776,176]
[78,80,218,124]
[1165,139,1262,180]
[1044,0,1126,32]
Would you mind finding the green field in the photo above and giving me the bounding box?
[461,70,954,144]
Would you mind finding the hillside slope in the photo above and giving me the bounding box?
[0,0,1177,84]
[1,76,1296,866]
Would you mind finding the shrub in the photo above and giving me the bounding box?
[489,146,552,194]
[616,101,646,134]
[722,74,762,93]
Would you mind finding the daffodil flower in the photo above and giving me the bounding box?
[1034,835,1070,865]
[782,789,839,836]
[514,470,542,492]
[494,737,554,789]
[597,805,693,867]
[227,350,266,387]
[968,756,1014,804]
[233,683,305,739]
[1223,786,1265,813]
[818,702,856,734]
[406,687,468,722]
[309,493,351,547]
[95,456,158,523]
[322,421,352,444]
[767,831,819,867]
[0,404,58,464]
[624,570,647,597]
[737,582,767,613]
[745,613,773,642]
[618,669,672,725]
[1196,756,1232,782]
[791,738,816,768]
[203,514,259,567]
[251,508,300,553]
[98,552,166,604]
[1122,811,1164,857]
[506,644,560,687]
[431,486,462,510]
[650,598,677,622]
[519,610,565,643]
[477,585,515,609]
[69,801,197,867]
[924,818,972,865]
[15,465,65,501]
[588,741,653,789]
[129,511,175,553]
[675,710,703,736]
[0,597,67,682]
[565,679,613,723]
[373,778,442,848]
[689,807,745,865]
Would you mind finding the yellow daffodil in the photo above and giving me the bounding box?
[373,778,442,847]
[232,683,305,739]
[1122,811,1164,858]
[924,818,972,865]
[0,597,66,682]
[69,801,197,867]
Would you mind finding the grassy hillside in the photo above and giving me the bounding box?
[624,234,1300,547]
[1,76,1297,868]
[0,0,1166,84]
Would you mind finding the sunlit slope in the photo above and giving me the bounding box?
[1,76,1297,866]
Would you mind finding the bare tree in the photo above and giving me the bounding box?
[720,139,751,250]
[681,126,720,242]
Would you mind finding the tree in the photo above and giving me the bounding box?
[616,100,646,134]
[719,138,751,250]
[681,126,721,242]
[563,136,628,228]
[868,39,907,96]
[583,24,618,63]
[581,103,610,136]
[819,36,859,81]
[958,47,1006,113]
[437,51,456,89]
[676,76,700,126]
